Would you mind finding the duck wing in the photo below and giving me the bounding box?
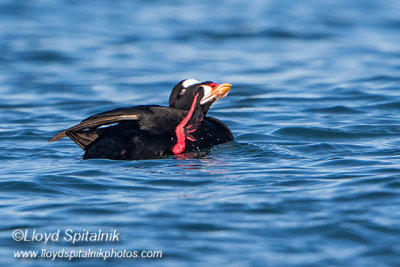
[48,106,154,148]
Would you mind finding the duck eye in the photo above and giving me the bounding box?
[179,89,186,95]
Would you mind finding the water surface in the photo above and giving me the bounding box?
[1,0,400,266]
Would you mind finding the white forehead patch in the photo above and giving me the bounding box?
[202,85,212,98]
[200,85,212,104]
[182,79,200,88]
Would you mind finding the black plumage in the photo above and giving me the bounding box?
[49,79,233,160]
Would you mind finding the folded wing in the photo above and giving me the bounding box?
[48,107,142,148]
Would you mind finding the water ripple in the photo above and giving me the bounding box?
[1,0,400,266]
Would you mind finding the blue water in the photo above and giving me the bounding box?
[1,0,400,266]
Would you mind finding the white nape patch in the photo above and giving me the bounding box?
[182,79,199,88]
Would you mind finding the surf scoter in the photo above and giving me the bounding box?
[49,79,233,160]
